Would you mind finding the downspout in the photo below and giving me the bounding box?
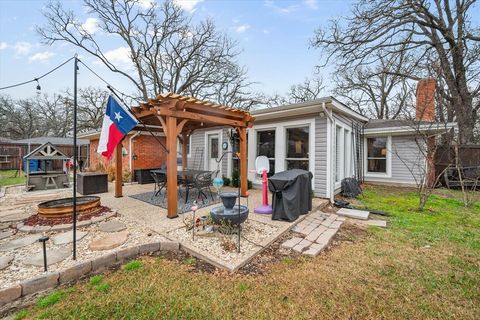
[322,102,335,204]
[129,131,141,177]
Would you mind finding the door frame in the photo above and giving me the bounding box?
[204,129,223,172]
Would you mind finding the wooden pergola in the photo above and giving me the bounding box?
[114,93,254,219]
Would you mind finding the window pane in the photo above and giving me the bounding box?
[286,160,309,171]
[210,137,218,158]
[286,127,309,158]
[367,137,387,158]
[368,159,386,173]
[257,130,275,158]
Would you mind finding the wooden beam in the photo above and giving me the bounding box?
[158,115,168,138]
[176,103,245,119]
[176,119,189,136]
[166,116,178,218]
[115,143,123,198]
[155,108,247,128]
[238,127,248,197]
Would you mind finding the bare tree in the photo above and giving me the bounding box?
[261,75,325,108]
[36,93,73,137]
[38,0,258,109]
[0,96,42,139]
[312,0,480,144]
[66,87,109,131]
[333,49,416,119]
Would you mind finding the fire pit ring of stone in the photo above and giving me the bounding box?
[37,196,101,219]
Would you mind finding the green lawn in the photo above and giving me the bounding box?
[0,170,25,187]
[14,185,480,320]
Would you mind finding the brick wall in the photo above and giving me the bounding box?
[416,79,436,122]
[88,135,166,173]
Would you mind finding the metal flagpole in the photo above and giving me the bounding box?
[73,56,78,260]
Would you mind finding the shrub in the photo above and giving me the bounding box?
[14,310,29,320]
[124,260,143,271]
[95,283,110,293]
[222,176,231,187]
[183,257,196,266]
[231,170,253,189]
[89,275,103,286]
[122,170,132,183]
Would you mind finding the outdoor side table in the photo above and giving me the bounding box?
[268,169,313,222]
[77,172,108,195]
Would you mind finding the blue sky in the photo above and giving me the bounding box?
[0,0,353,99]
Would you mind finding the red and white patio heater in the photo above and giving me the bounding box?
[254,156,273,214]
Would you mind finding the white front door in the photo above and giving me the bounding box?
[207,134,219,171]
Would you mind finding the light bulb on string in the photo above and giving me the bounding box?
[35,79,41,95]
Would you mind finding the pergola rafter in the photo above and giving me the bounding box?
[115,92,254,218]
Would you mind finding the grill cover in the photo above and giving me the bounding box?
[268,169,313,221]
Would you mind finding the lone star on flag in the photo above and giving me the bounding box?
[114,111,123,122]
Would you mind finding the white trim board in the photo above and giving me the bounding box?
[203,129,223,173]
[363,135,392,179]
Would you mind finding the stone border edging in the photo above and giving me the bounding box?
[0,240,180,308]
[16,211,117,234]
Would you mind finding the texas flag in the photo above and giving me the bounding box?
[97,96,138,160]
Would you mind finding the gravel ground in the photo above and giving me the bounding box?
[0,214,166,289]
[167,217,279,266]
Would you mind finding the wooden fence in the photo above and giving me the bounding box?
[0,143,89,171]
[435,144,480,185]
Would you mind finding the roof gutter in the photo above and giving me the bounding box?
[322,102,335,204]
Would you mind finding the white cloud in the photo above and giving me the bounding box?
[263,29,270,34]
[174,0,203,12]
[14,41,32,55]
[81,17,99,35]
[235,24,250,33]
[0,42,7,50]
[103,47,132,66]
[304,0,318,10]
[28,51,55,63]
[264,0,299,14]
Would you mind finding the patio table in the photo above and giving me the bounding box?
[150,169,209,178]
[150,169,211,203]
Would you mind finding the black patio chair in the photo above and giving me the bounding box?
[181,173,196,204]
[151,172,167,199]
[194,171,215,204]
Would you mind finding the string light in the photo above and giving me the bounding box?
[0,56,75,91]
[35,79,41,95]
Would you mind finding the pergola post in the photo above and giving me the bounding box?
[115,142,123,198]
[239,127,248,196]
[166,116,178,218]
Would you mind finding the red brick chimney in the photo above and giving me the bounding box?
[416,79,436,122]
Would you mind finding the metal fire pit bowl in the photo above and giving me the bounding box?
[37,196,101,218]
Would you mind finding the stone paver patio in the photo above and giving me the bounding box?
[281,212,345,256]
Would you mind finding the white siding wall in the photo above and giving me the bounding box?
[188,128,229,177]
[314,116,328,197]
[364,135,425,185]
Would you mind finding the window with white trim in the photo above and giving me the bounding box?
[335,124,353,183]
[256,129,275,177]
[366,137,387,173]
[285,126,309,171]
